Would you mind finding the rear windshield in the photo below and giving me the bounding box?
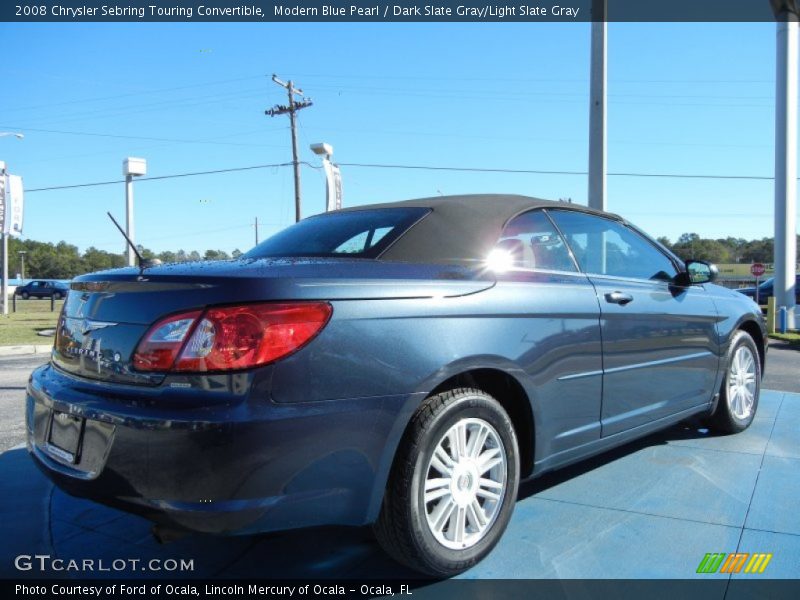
[244,207,430,259]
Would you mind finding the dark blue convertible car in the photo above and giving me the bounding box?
[26,195,766,576]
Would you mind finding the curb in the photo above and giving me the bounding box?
[0,344,52,357]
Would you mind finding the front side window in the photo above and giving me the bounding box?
[244,208,429,259]
[493,210,576,272]
[548,210,678,282]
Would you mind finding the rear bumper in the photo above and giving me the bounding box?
[26,363,420,534]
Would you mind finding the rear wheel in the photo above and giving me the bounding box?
[708,330,760,434]
[374,387,520,577]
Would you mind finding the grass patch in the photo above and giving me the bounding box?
[0,298,63,346]
[768,331,800,347]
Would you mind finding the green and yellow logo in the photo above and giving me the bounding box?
[697,552,772,574]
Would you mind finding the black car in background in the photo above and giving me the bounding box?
[14,280,70,300]
[737,275,800,305]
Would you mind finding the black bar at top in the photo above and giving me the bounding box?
[0,1,783,23]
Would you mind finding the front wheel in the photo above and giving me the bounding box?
[21,291,29,299]
[708,330,761,434]
[374,388,520,577]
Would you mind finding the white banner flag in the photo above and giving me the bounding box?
[323,160,343,212]
[4,175,24,237]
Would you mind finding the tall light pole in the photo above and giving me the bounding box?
[0,160,7,315]
[310,143,343,212]
[123,157,146,267]
[17,250,26,283]
[771,0,799,330]
[1,131,24,315]
[588,0,607,212]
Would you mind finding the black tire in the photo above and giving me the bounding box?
[374,387,520,577]
[53,292,62,300]
[708,330,761,434]
[21,291,29,300]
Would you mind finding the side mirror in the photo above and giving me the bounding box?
[677,260,718,285]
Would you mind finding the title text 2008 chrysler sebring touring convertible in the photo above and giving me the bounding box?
[27,195,766,576]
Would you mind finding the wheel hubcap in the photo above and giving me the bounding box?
[728,345,757,420]
[423,417,507,550]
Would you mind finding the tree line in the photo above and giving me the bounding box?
[3,233,799,280]
[656,233,800,265]
[4,237,243,280]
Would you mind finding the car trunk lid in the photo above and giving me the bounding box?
[52,258,494,384]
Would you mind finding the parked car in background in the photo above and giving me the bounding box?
[26,195,766,576]
[737,275,800,305]
[14,280,70,300]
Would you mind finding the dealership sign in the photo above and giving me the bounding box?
[0,174,24,237]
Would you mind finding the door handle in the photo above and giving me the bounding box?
[605,291,634,305]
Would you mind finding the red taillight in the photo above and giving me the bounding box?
[133,310,202,371]
[133,302,331,373]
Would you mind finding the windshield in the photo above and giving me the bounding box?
[758,278,773,290]
[244,208,430,259]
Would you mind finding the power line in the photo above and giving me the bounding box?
[26,162,293,193]
[0,125,287,148]
[337,162,776,181]
[1,75,267,114]
[24,160,784,195]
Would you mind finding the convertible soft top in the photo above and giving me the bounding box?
[338,194,619,265]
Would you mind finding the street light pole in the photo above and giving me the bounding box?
[772,0,799,330]
[310,143,343,212]
[122,158,147,267]
[18,250,26,284]
[0,161,7,316]
[0,134,23,316]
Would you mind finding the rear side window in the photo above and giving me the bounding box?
[494,210,577,272]
[244,208,430,259]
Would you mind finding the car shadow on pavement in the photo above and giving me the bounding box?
[518,416,723,501]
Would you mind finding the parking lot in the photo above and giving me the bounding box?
[1,346,799,585]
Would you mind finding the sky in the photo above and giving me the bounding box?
[0,21,793,255]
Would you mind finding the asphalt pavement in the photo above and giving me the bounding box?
[0,353,46,453]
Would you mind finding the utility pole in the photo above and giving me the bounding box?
[588,0,607,212]
[772,0,799,330]
[266,75,313,222]
[254,216,259,245]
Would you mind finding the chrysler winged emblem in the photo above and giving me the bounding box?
[81,320,117,336]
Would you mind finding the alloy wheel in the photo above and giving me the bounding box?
[423,417,507,550]
[728,345,757,420]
